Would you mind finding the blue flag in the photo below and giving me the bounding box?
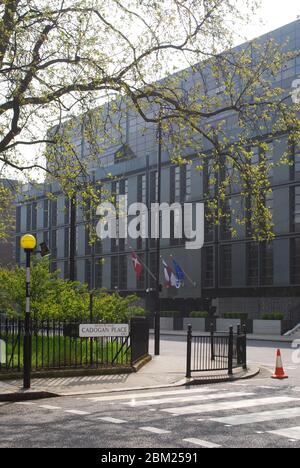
[173,260,185,286]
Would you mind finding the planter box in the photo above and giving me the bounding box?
[160,317,174,330]
[216,319,241,332]
[183,318,206,332]
[253,320,282,335]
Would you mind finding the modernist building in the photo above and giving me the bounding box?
[16,19,300,320]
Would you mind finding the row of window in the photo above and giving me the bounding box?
[202,239,300,288]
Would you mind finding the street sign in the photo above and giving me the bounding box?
[0,339,5,364]
[79,324,129,338]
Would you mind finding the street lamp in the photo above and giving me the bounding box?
[20,234,37,390]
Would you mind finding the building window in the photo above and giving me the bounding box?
[291,186,300,232]
[32,202,37,231]
[220,198,232,240]
[246,242,259,286]
[293,142,300,180]
[85,228,91,256]
[111,256,119,290]
[85,259,91,288]
[137,174,147,251]
[202,246,214,288]
[111,179,128,252]
[220,245,232,287]
[261,242,273,286]
[291,238,300,284]
[149,252,157,290]
[16,206,21,233]
[150,171,158,249]
[51,230,57,258]
[51,200,57,227]
[64,228,69,258]
[43,199,49,228]
[95,260,103,289]
[64,198,70,225]
[170,165,191,203]
[26,204,32,231]
[150,171,158,203]
[64,261,69,280]
[137,254,146,291]
[119,256,127,290]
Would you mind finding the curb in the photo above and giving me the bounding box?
[0,391,59,402]
[185,366,260,386]
[0,365,260,401]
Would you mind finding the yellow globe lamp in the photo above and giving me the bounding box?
[20,234,37,251]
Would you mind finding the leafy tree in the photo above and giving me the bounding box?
[0,0,299,240]
[0,258,143,320]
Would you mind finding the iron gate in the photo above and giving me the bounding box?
[186,325,247,378]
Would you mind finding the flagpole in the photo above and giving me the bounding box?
[170,254,197,287]
[155,117,162,356]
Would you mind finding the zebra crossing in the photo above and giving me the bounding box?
[82,384,300,447]
[3,383,300,447]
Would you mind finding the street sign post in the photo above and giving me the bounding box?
[79,324,129,338]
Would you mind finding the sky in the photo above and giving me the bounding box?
[239,0,300,42]
[6,0,300,181]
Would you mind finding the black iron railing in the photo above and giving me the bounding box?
[186,325,247,378]
[0,317,149,373]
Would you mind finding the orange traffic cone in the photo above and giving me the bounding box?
[272,349,288,380]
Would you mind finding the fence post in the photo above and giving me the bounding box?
[186,325,192,378]
[242,323,247,370]
[210,323,215,361]
[228,326,233,376]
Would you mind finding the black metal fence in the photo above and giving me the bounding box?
[0,316,149,373]
[186,325,247,378]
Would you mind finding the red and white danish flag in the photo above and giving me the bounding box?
[131,251,143,280]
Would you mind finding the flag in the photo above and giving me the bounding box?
[173,259,185,287]
[131,252,143,280]
[162,259,177,288]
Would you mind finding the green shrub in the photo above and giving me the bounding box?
[0,259,144,322]
[189,311,208,318]
[223,313,248,320]
[261,313,284,321]
[161,311,181,317]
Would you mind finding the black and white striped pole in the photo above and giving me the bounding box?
[20,234,37,390]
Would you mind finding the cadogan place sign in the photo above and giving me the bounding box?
[79,324,129,338]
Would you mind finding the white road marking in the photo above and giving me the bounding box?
[38,405,61,410]
[269,426,300,441]
[98,417,127,424]
[211,407,300,426]
[64,410,90,415]
[86,387,225,403]
[15,402,36,406]
[162,397,300,415]
[140,426,170,434]
[127,392,254,407]
[183,438,221,448]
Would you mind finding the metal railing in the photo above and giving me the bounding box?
[0,317,150,373]
[186,325,247,378]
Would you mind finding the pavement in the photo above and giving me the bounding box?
[0,351,259,401]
